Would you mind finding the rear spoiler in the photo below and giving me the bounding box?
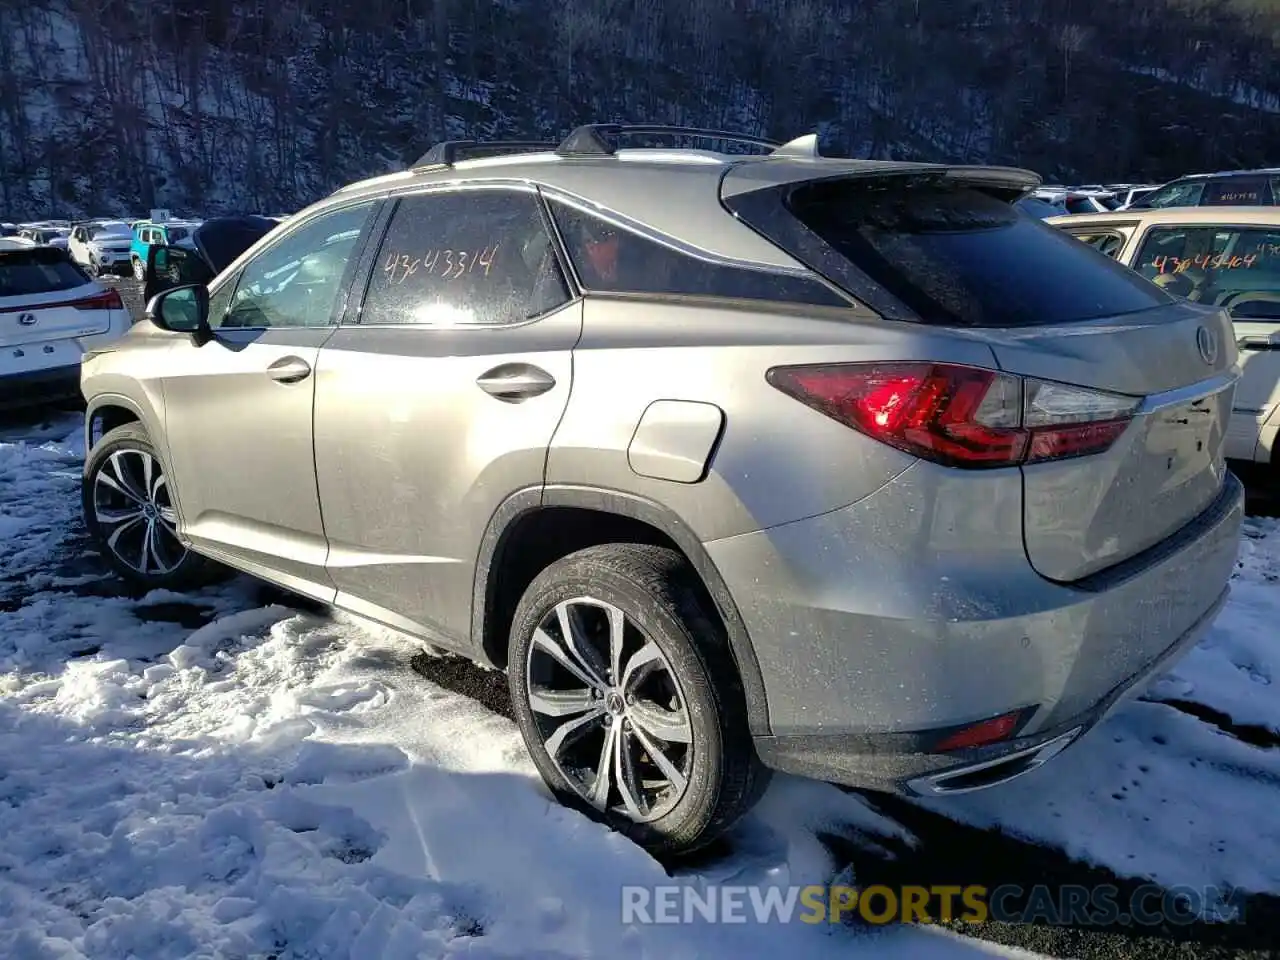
[720,160,1042,201]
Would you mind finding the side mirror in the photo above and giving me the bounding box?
[146,284,213,346]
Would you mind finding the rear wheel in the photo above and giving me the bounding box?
[508,543,769,856]
[82,423,221,590]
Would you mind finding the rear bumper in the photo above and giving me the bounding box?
[0,363,82,410]
[705,465,1244,792]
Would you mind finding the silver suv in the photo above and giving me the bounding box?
[80,125,1244,855]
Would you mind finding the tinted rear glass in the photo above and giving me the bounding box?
[0,248,90,297]
[1201,177,1274,206]
[786,180,1170,327]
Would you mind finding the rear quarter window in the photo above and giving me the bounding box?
[0,248,91,297]
[783,179,1170,327]
[1201,178,1274,206]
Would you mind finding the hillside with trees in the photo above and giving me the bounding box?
[1,0,1277,219]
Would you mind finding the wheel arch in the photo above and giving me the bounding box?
[85,394,147,452]
[472,484,771,736]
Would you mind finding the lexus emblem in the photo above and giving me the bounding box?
[17,312,37,327]
[1196,325,1218,365]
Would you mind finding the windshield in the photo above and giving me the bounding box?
[89,224,130,240]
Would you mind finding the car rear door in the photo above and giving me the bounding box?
[158,198,381,600]
[312,184,581,650]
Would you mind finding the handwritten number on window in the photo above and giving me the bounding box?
[380,244,502,283]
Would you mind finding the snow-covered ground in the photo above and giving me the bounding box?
[1,413,1277,959]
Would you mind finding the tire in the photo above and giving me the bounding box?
[508,543,769,856]
[132,257,146,282]
[82,423,222,590]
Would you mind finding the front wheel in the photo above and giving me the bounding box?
[82,423,221,590]
[132,257,146,282]
[508,543,769,856]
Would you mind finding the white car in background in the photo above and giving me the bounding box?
[17,225,71,249]
[0,244,132,410]
[68,221,134,276]
[1050,206,1280,479]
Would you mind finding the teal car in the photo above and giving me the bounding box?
[130,220,199,282]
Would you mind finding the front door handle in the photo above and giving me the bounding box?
[476,363,556,402]
[266,355,312,384]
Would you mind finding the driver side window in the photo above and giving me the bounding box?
[222,201,375,329]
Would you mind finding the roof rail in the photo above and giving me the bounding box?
[556,124,781,157]
[412,139,559,168]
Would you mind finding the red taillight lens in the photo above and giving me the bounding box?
[72,289,124,311]
[767,361,1139,468]
[933,710,1026,751]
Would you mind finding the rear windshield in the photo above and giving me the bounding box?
[785,180,1170,327]
[0,248,91,297]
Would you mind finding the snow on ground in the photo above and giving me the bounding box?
[918,512,1280,899]
[0,415,1042,959]
[1,411,1277,958]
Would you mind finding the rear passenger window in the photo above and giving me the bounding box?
[360,189,570,326]
[784,179,1169,327]
[1201,178,1273,206]
[1134,226,1280,320]
[546,198,849,307]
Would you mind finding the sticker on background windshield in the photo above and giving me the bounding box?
[1151,252,1263,274]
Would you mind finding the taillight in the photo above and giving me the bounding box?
[72,289,124,311]
[766,362,1140,468]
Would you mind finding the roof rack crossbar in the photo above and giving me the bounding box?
[556,124,781,157]
[412,139,559,168]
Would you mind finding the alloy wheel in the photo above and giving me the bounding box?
[524,597,694,823]
[90,448,186,577]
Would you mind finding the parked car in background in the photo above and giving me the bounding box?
[1033,187,1120,214]
[1,244,130,409]
[140,216,281,302]
[1016,195,1067,219]
[1129,169,1280,209]
[80,127,1242,855]
[69,221,135,276]
[1110,184,1160,209]
[129,218,201,281]
[18,225,70,248]
[1050,206,1280,479]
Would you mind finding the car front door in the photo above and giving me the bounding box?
[158,198,381,599]
[312,185,581,648]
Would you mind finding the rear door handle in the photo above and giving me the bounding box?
[476,363,556,402]
[266,355,312,383]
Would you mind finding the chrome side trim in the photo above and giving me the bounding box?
[1136,369,1239,415]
